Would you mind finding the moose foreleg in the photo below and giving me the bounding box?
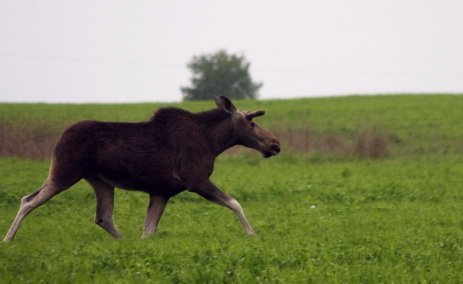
[191,180,256,236]
[141,194,168,239]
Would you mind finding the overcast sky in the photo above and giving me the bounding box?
[0,0,462,103]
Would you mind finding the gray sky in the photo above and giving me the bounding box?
[0,0,462,103]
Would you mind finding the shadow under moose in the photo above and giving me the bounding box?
[3,96,281,242]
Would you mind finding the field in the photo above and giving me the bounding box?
[1,95,463,283]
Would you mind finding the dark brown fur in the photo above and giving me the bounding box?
[3,96,280,241]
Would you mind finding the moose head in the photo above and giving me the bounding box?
[214,95,281,158]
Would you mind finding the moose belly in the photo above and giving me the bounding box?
[94,166,186,196]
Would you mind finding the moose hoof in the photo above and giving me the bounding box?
[246,230,256,237]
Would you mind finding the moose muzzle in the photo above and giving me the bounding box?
[262,139,281,158]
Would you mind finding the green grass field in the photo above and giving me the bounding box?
[1,95,463,283]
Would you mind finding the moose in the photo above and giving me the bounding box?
[3,96,280,241]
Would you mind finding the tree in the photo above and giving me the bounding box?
[181,50,262,101]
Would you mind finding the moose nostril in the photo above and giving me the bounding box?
[272,143,281,153]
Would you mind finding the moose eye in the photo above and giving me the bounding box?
[250,122,256,128]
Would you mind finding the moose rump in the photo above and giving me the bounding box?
[3,96,280,241]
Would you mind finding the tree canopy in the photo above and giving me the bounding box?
[181,50,262,101]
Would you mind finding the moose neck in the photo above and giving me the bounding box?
[195,109,238,156]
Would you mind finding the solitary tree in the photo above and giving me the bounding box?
[181,50,262,101]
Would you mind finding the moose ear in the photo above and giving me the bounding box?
[214,95,237,113]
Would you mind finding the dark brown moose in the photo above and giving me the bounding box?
[3,96,280,241]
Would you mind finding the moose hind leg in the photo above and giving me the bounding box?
[85,178,122,238]
[3,182,67,242]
